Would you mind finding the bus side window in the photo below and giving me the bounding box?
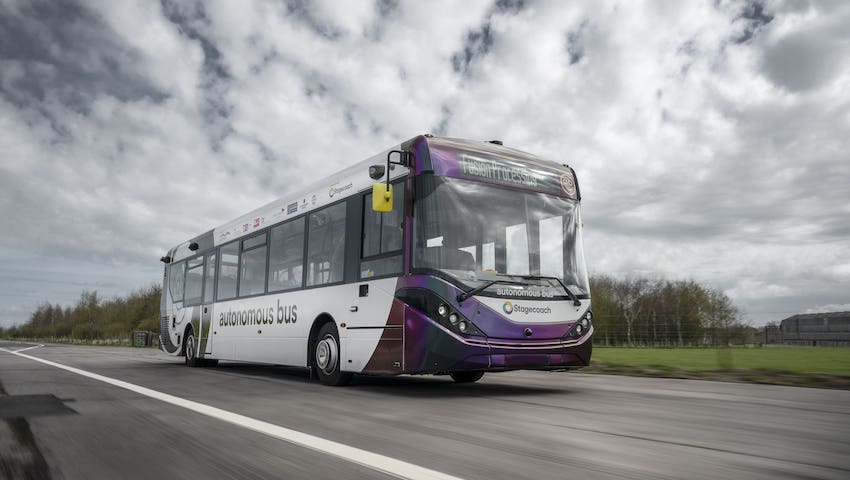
[360,183,404,279]
[307,202,347,286]
[184,256,204,305]
[168,261,186,303]
[239,232,267,297]
[268,217,305,292]
[217,241,239,300]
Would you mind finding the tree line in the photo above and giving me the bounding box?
[0,285,161,342]
[590,275,755,346]
[1,276,754,346]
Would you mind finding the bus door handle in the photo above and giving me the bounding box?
[349,306,358,313]
[172,317,176,329]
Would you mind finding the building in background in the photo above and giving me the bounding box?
[765,312,850,347]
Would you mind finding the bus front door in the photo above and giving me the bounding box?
[200,304,213,355]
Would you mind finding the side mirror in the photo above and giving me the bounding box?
[368,165,386,180]
[372,183,393,212]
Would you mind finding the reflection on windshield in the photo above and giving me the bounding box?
[413,176,590,298]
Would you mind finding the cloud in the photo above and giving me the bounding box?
[0,0,848,327]
[759,0,850,92]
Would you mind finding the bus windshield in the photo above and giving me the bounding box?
[413,176,590,299]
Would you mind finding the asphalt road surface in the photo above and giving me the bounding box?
[1,340,848,480]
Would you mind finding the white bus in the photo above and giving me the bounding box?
[160,135,593,385]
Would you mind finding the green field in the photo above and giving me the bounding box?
[591,347,850,375]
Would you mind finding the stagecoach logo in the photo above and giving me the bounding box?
[502,301,552,316]
[329,182,353,198]
[559,173,577,197]
[242,223,249,232]
[253,217,261,228]
[219,300,298,327]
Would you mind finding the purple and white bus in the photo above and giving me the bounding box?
[160,135,592,385]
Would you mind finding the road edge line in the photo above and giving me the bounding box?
[5,349,463,480]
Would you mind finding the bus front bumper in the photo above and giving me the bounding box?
[403,312,593,374]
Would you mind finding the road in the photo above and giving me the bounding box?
[1,340,848,480]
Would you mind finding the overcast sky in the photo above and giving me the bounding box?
[1,0,848,328]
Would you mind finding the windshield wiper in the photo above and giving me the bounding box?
[457,275,583,306]
[512,275,583,306]
[457,280,515,303]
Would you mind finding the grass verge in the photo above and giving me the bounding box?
[582,347,850,389]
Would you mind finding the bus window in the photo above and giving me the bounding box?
[184,257,204,305]
[506,223,530,275]
[217,242,239,300]
[268,218,305,292]
[361,255,403,279]
[168,261,186,302]
[240,232,267,297]
[203,252,216,303]
[307,202,346,286]
[361,185,404,279]
[482,242,495,271]
[362,195,382,257]
[539,216,564,279]
[381,186,404,252]
[363,185,404,256]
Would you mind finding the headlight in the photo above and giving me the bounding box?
[576,325,583,335]
[394,288,486,337]
[585,311,592,321]
[580,318,588,328]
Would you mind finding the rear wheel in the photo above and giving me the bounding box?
[450,371,484,383]
[314,323,352,386]
[184,331,203,367]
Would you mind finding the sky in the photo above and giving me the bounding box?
[0,0,848,328]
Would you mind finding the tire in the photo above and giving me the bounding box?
[450,371,485,383]
[204,359,219,367]
[184,330,203,367]
[313,323,352,386]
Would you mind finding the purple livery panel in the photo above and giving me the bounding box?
[361,275,592,375]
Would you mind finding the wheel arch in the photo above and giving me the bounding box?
[307,313,337,368]
[180,323,194,356]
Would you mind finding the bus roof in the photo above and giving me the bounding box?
[166,135,576,262]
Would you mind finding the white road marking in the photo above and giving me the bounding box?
[3,347,464,480]
[0,343,44,353]
[14,344,44,353]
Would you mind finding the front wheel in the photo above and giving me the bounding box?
[450,371,484,383]
[314,323,352,386]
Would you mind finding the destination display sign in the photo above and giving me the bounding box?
[458,153,577,199]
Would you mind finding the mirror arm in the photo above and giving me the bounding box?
[385,150,409,190]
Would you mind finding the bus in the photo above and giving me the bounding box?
[159,135,592,385]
